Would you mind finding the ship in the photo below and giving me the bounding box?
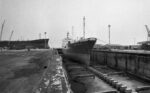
[62,17,97,65]
[0,39,49,49]
[62,36,96,65]
[0,20,49,50]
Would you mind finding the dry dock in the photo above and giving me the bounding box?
[61,49,150,93]
[2,49,150,93]
[63,59,118,93]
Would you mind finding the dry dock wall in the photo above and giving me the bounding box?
[91,50,150,79]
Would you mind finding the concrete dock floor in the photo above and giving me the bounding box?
[0,49,70,93]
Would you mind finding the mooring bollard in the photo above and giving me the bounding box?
[105,77,110,83]
[112,80,118,88]
[120,85,127,92]
[125,88,132,93]
[108,78,113,85]
[116,82,122,90]
[97,73,102,78]
[110,79,115,85]
[103,75,107,81]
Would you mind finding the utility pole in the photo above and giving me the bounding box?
[44,32,47,49]
[8,30,14,46]
[44,32,47,39]
[83,16,85,39]
[39,33,41,39]
[108,24,111,44]
[133,38,136,45]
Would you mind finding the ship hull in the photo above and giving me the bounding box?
[62,38,96,65]
[0,39,49,49]
[63,50,90,65]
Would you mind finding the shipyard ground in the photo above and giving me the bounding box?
[1,49,150,93]
[0,49,69,93]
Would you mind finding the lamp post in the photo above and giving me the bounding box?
[39,33,41,39]
[108,25,111,44]
[44,32,47,49]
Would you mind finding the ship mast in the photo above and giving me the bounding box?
[72,26,74,39]
[83,16,85,39]
[67,32,69,39]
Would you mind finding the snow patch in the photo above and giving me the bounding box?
[52,79,61,85]
[56,58,61,61]
[44,80,50,86]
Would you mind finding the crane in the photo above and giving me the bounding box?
[8,30,14,46]
[0,20,5,41]
[145,25,150,41]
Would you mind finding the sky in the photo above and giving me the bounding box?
[0,0,150,47]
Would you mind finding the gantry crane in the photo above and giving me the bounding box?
[0,20,5,41]
[145,25,150,41]
[8,30,14,46]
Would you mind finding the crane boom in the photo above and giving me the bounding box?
[145,25,150,33]
[8,30,14,46]
[0,20,5,41]
[145,25,150,41]
[9,30,14,41]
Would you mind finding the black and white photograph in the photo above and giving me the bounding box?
[0,0,150,93]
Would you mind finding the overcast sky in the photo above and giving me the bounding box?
[0,0,150,47]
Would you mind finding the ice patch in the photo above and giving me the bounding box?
[52,79,61,85]
[62,68,73,93]
[57,66,62,70]
[43,78,46,80]
[56,58,61,61]
[35,89,40,93]
[44,80,50,86]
